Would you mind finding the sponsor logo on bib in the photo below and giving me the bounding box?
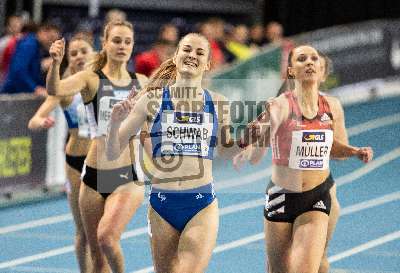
[174,112,203,124]
[173,143,202,153]
[299,159,323,168]
[302,132,325,142]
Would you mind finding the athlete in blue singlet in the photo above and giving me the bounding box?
[106,33,243,273]
[29,34,93,272]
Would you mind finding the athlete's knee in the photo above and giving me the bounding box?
[97,227,120,251]
[171,257,205,273]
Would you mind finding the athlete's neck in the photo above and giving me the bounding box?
[293,80,319,113]
[102,61,127,79]
[172,74,203,101]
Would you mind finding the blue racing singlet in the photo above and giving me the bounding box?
[63,93,84,129]
[150,87,218,159]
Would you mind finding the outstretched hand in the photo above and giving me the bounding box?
[49,38,65,64]
[356,147,373,163]
[111,100,134,124]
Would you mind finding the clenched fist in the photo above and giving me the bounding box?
[49,38,65,64]
[110,100,135,124]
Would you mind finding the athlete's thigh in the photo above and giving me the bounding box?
[99,183,144,236]
[174,200,219,273]
[148,206,180,273]
[291,211,329,273]
[79,183,105,241]
[66,164,84,231]
[326,184,340,246]
[264,219,292,272]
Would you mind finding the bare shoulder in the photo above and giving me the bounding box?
[135,73,149,87]
[324,94,344,114]
[270,92,289,110]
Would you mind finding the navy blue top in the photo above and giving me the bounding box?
[2,33,44,94]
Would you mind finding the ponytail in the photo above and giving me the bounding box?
[91,50,107,72]
[143,58,177,93]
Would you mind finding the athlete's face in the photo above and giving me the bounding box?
[173,35,211,78]
[104,26,134,63]
[68,40,93,73]
[288,46,321,82]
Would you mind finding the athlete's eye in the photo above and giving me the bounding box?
[297,55,306,62]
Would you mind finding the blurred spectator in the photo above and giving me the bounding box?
[1,21,38,83]
[265,21,284,45]
[226,24,254,61]
[264,21,294,78]
[135,39,175,77]
[105,9,127,23]
[158,24,179,45]
[0,14,24,82]
[1,23,60,96]
[249,24,267,48]
[199,19,225,70]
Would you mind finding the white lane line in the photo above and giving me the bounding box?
[341,191,400,216]
[0,214,72,235]
[346,114,400,137]
[2,142,398,270]
[1,113,398,234]
[130,191,400,273]
[328,230,400,263]
[0,246,74,270]
[336,147,400,186]
[214,233,265,253]
[12,265,79,273]
[0,198,264,269]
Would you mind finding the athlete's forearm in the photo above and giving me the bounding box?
[46,61,61,96]
[330,140,358,159]
[106,121,123,160]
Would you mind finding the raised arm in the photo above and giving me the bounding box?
[28,96,62,130]
[232,96,287,170]
[47,39,89,97]
[106,92,150,160]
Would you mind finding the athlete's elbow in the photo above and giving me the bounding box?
[27,119,36,130]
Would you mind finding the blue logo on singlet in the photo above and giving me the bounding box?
[173,143,201,153]
[302,132,325,142]
[299,159,323,168]
[174,112,203,124]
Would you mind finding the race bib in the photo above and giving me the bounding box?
[288,130,333,170]
[77,103,90,138]
[160,111,214,157]
[97,96,123,136]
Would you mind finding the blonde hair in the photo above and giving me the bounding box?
[91,20,134,72]
[143,33,210,93]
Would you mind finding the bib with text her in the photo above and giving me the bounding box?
[97,91,128,136]
[77,103,90,138]
[288,129,333,170]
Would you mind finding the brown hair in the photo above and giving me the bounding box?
[143,33,210,93]
[69,31,94,48]
[91,20,134,72]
